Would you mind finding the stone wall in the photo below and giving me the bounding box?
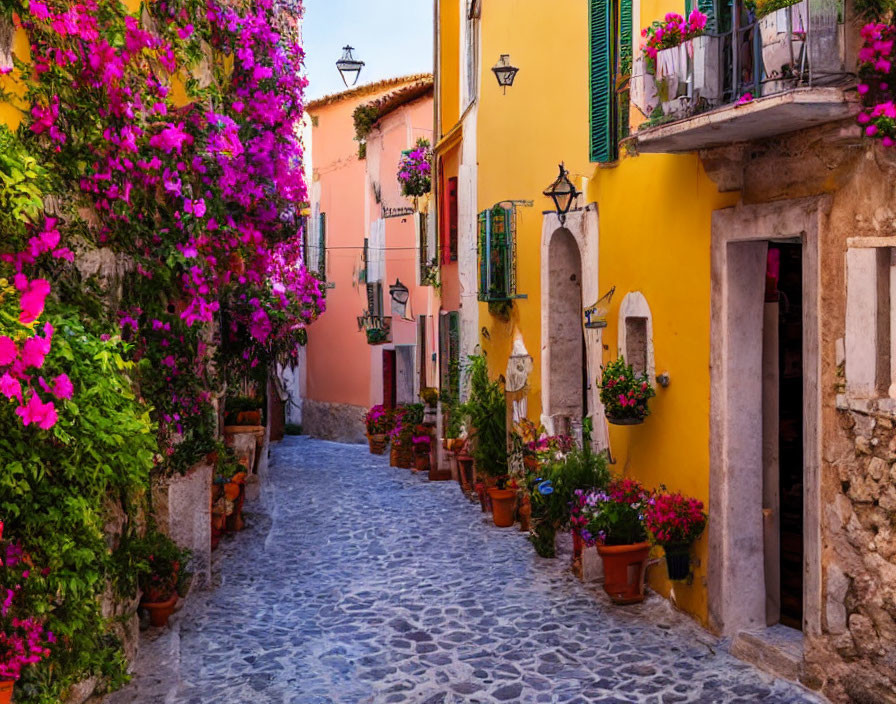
[703,122,896,703]
[302,398,367,443]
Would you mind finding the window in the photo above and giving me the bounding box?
[317,212,327,281]
[464,1,481,107]
[359,237,368,284]
[439,311,461,401]
[441,175,458,264]
[478,205,522,302]
[589,0,633,163]
[366,281,384,318]
[845,246,896,400]
[617,292,655,381]
[416,212,434,284]
[625,317,649,376]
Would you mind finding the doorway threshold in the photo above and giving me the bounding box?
[730,624,803,683]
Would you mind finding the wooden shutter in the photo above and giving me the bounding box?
[617,0,633,144]
[318,212,327,279]
[697,0,717,33]
[589,0,616,163]
[491,206,513,299]
[477,209,490,299]
[417,212,428,281]
[448,177,458,261]
[439,311,461,399]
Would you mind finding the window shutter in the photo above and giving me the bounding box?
[318,213,327,280]
[477,209,490,299]
[360,237,368,284]
[697,0,717,33]
[617,0,633,143]
[589,0,616,163]
[416,212,428,282]
[490,206,511,299]
[448,177,458,262]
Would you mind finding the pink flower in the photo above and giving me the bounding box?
[858,83,870,95]
[858,112,871,125]
[15,393,58,430]
[0,337,16,366]
[867,124,879,137]
[21,333,51,369]
[0,373,22,401]
[19,279,51,324]
[51,374,73,400]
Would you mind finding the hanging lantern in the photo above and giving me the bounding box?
[336,45,364,87]
[389,279,410,318]
[491,54,519,94]
[542,163,579,224]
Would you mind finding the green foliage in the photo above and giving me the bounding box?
[529,448,610,535]
[853,0,896,19]
[352,103,380,158]
[598,356,655,421]
[127,528,191,602]
[460,354,507,479]
[753,0,802,18]
[0,307,156,703]
[0,125,52,252]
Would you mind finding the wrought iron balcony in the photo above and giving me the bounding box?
[629,0,857,153]
[357,313,392,345]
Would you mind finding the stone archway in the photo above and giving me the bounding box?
[546,228,585,431]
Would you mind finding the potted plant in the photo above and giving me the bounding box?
[526,447,611,557]
[0,527,54,703]
[420,387,439,426]
[598,357,656,425]
[641,10,708,117]
[397,138,432,202]
[224,394,265,426]
[134,529,191,628]
[388,405,420,469]
[364,404,391,454]
[412,433,432,472]
[581,479,653,604]
[645,489,707,581]
[461,355,514,526]
[223,469,248,532]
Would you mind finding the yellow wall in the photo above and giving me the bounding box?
[437,0,460,136]
[477,0,739,625]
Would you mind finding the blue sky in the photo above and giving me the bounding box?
[303,0,434,101]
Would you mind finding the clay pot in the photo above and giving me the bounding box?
[236,410,261,425]
[572,531,584,560]
[141,593,178,628]
[390,446,399,467]
[395,446,414,469]
[0,680,12,704]
[474,482,488,512]
[488,488,516,527]
[414,453,430,473]
[225,483,245,532]
[367,433,388,455]
[456,455,474,492]
[596,542,651,604]
[517,494,531,532]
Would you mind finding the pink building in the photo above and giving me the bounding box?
[301,75,438,441]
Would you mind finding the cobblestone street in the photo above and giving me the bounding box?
[113,437,824,703]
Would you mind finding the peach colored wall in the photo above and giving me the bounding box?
[366,94,438,396]
[305,85,416,409]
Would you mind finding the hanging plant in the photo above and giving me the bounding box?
[857,23,896,146]
[397,138,432,199]
[598,357,656,424]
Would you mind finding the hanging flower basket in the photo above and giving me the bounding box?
[397,138,432,199]
[664,545,692,581]
[606,415,646,426]
[599,357,655,425]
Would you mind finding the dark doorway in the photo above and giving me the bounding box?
[767,242,804,629]
[383,349,397,409]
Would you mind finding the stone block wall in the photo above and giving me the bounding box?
[302,398,367,443]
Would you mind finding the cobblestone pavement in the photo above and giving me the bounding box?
[115,437,824,704]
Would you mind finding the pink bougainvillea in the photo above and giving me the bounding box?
[858,23,896,146]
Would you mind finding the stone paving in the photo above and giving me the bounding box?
[110,437,825,704]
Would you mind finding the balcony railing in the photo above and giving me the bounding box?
[357,313,392,345]
[629,0,856,152]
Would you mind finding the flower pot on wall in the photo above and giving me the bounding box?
[606,415,645,426]
[597,542,651,604]
[488,488,516,527]
[664,545,692,581]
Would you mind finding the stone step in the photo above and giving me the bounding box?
[730,624,804,684]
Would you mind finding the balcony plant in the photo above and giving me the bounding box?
[756,0,808,89]
[581,479,653,604]
[642,10,709,116]
[645,490,707,581]
[364,404,392,454]
[133,529,191,628]
[397,138,432,200]
[460,354,512,526]
[857,23,896,147]
[599,357,656,425]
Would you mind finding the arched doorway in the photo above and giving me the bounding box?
[547,228,586,432]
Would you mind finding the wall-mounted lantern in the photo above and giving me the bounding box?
[491,54,519,94]
[542,163,579,225]
[389,279,410,318]
[336,45,364,87]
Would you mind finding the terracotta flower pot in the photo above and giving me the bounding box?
[414,453,430,473]
[572,531,584,559]
[141,592,178,628]
[606,415,644,426]
[367,433,388,455]
[390,446,399,467]
[236,410,261,425]
[0,680,12,704]
[596,542,651,604]
[474,482,489,512]
[488,488,516,527]
[456,455,474,492]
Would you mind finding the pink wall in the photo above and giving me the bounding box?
[305,81,435,410]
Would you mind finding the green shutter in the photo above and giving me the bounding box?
[478,210,490,299]
[318,213,327,280]
[617,0,633,143]
[589,0,616,163]
[697,0,717,33]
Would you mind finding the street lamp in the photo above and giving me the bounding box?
[491,54,519,94]
[389,279,410,318]
[542,163,579,225]
[336,45,364,87]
